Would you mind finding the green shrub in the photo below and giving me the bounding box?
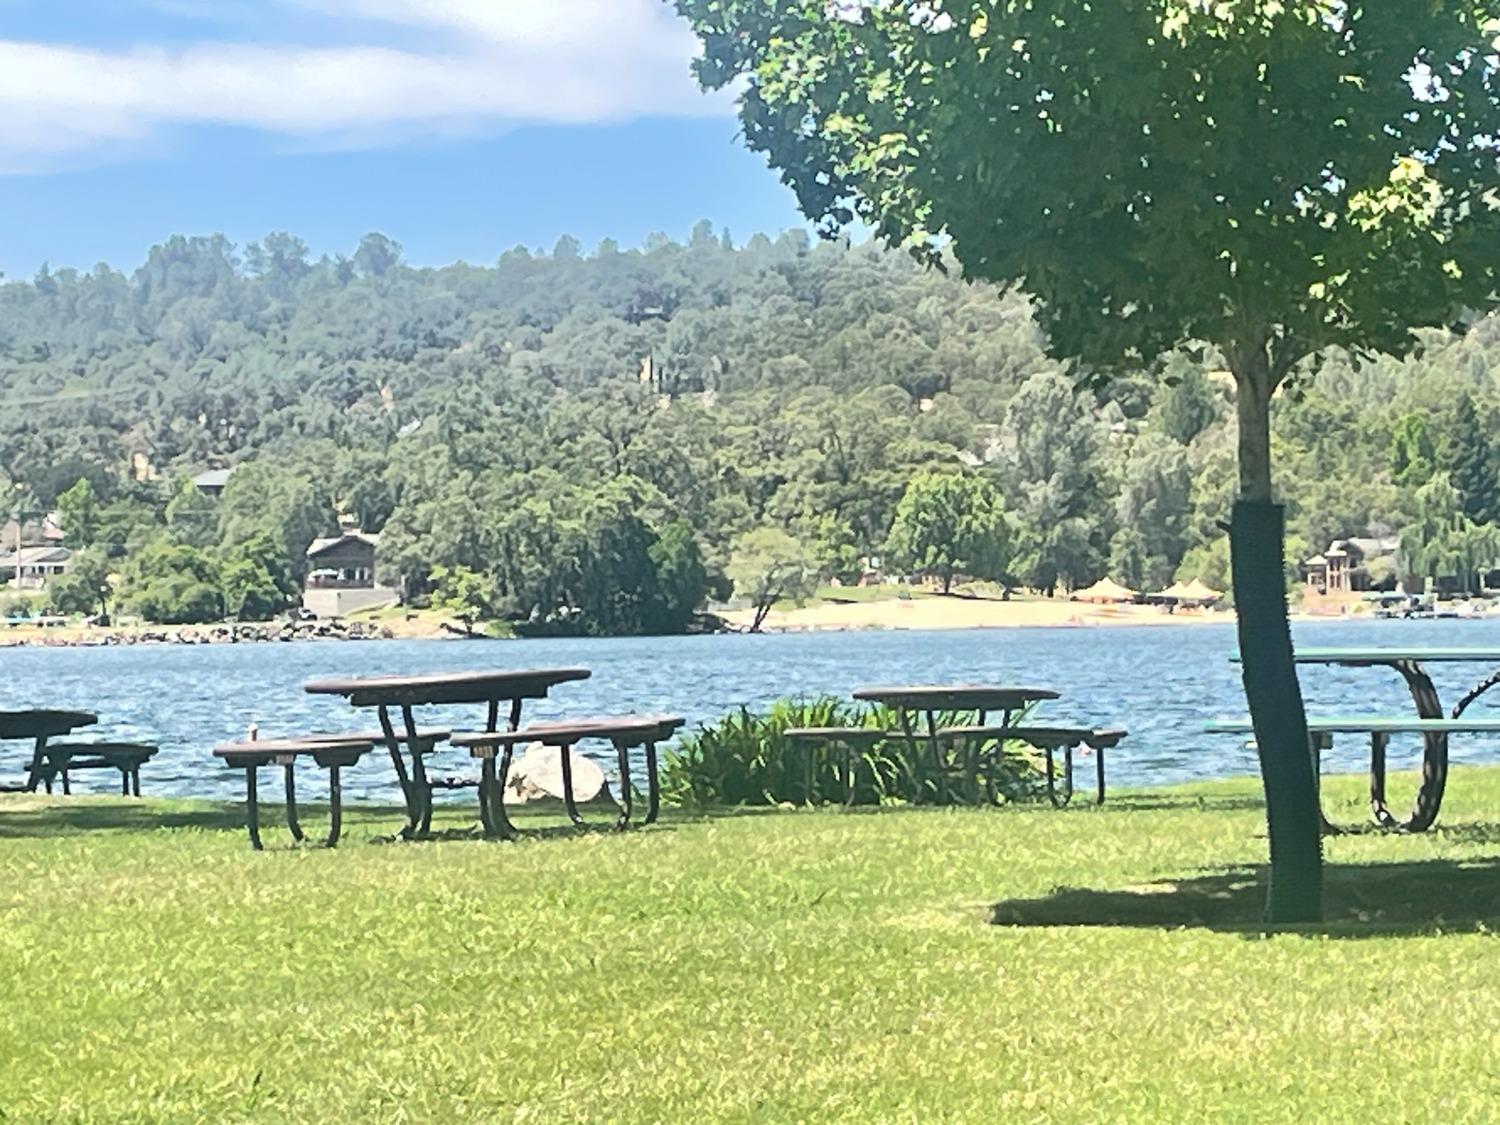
[661,697,1045,808]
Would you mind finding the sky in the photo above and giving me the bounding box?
[0,0,809,278]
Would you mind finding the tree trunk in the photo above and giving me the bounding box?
[1230,342,1323,923]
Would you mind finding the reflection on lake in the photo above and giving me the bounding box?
[4,618,1500,804]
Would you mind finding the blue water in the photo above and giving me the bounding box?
[4,618,1500,804]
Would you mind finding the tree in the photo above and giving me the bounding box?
[353,232,402,279]
[675,1,1500,921]
[118,542,223,624]
[726,528,817,633]
[1437,393,1497,526]
[431,564,499,634]
[648,520,709,633]
[165,479,218,549]
[45,547,111,618]
[1001,372,1107,592]
[1156,358,1221,447]
[1400,473,1500,596]
[56,477,101,549]
[887,470,1008,594]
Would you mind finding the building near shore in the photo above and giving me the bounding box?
[2,545,72,590]
[302,530,397,617]
[1304,537,1399,594]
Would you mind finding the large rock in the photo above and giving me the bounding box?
[505,743,607,804]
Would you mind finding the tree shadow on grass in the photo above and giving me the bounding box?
[990,857,1500,937]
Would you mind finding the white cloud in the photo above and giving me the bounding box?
[0,0,722,173]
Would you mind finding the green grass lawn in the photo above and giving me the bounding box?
[1,771,1497,1122]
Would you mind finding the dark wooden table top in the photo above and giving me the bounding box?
[452,714,685,750]
[303,668,592,708]
[851,685,1060,712]
[0,709,98,741]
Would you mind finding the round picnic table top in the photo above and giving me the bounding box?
[452,714,685,750]
[0,709,98,741]
[303,668,592,709]
[851,685,1060,713]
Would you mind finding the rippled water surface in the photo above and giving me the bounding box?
[5,618,1500,803]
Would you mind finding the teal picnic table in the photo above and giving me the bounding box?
[1231,647,1500,831]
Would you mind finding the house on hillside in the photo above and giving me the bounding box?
[192,467,236,497]
[302,530,397,618]
[1304,536,1400,594]
[1,515,65,552]
[2,545,72,590]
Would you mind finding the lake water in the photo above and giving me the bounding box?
[5,618,1500,804]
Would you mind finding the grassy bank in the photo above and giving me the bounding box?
[1,771,1497,1121]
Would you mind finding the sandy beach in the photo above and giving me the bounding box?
[721,596,1240,633]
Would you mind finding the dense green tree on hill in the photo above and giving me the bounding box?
[887,470,1009,594]
[1438,393,1497,527]
[45,547,111,619]
[119,541,223,625]
[56,477,101,549]
[726,528,818,633]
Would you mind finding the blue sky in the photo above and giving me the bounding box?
[0,1,808,277]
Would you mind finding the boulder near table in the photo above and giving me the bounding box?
[850,685,1061,803]
[303,668,591,839]
[452,714,684,836]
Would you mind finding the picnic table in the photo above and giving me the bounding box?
[851,685,1061,803]
[0,710,96,793]
[453,714,684,836]
[303,668,590,839]
[1225,646,1500,831]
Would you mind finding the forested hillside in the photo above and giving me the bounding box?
[2,224,1498,630]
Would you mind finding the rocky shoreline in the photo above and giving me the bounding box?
[0,619,396,648]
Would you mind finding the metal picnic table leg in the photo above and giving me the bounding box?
[1094,743,1106,806]
[400,705,435,837]
[898,711,928,804]
[244,765,265,851]
[613,739,634,829]
[26,734,51,794]
[1044,744,1076,808]
[282,757,306,842]
[1368,730,1394,830]
[324,765,345,848]
[558,740,584,827]
[1309,732,1341,836]
[476,698,525,839]
[1390,659,1447,833]
[925,711,949,804]
[377,705,421,839]
[644,740,662,826]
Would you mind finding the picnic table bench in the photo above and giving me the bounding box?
[1207,715,1500,834]
[453,714,684,836]
[213,734,389,849]
[936,724,1127,807]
